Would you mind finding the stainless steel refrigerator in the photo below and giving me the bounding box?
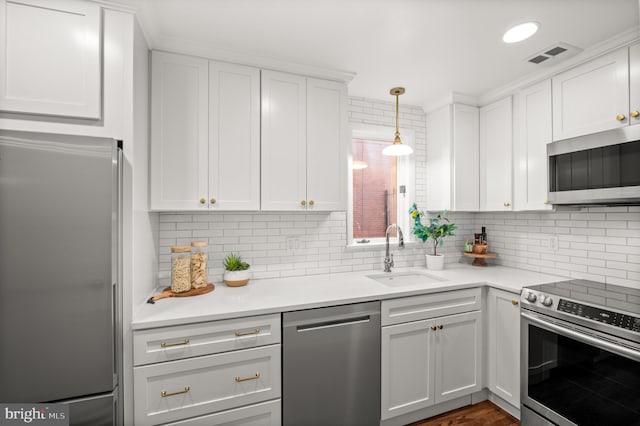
[0,130,122,425]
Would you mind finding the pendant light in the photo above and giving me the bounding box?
[382,87,413,156]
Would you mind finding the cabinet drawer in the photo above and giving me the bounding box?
[381,288,482,326]
[134,345,281,426]
[133,314,280,366]
[163,399,281,426]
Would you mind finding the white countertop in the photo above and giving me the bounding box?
[132,263,567,330]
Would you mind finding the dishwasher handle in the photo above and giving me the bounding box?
[296,315,371,333]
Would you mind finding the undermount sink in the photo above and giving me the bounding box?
[366,271,447,287]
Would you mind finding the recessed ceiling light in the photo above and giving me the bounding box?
[503,22,539,44]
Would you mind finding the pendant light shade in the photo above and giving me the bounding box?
[383,87,413,156]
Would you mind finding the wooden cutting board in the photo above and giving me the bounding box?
[147,283,215,304]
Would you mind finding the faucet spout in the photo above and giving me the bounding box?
[384,224,404,272]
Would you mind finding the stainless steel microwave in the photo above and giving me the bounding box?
[547,126,640,205]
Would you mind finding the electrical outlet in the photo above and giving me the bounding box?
[287,238,301,250]
[549,236,558,252]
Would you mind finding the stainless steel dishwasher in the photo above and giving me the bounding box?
[283,301,381,426]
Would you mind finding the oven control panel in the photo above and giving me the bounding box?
[558,299,640,332]
[521,290,557,310]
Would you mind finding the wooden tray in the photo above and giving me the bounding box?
[147,283,215,304]
[462,251,498,266]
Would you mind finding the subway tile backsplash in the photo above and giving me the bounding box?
[475,207,640,289]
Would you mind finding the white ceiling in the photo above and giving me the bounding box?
[129,0,640,108]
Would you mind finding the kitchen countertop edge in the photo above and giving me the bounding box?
[132,264,567,330]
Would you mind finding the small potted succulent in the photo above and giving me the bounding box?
[409,203,457,270]
[223,253,251,287]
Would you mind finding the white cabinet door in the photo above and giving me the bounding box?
[434,311,482,403]
[452,104,480,211]
[381,319,435,420]
[306,78,348,211]
[487,289,520,408]
[480,96,513,211]
[630,43,640,127]
[552,48,629,141]
[381,294,483,421]
[209,61,260,210]
[426,104,479,211]
[0,0,101,118]
[261,70,307,211]
[514,80,553,211]
[150,51,209,210]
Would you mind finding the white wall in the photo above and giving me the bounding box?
[125,18,157,426]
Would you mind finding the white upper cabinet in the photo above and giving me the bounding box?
[150,52,209,211]
[427,104,479,211]
[151,52,261,211]
[552,48,629,141]
[514,80,553,211]
[261,70,307,211]
[262,70,347,211]
[306,78,348,211]
[0,0,101,119]
[630,43,640,126]
[480,96,513,211]
[209,62,260,210]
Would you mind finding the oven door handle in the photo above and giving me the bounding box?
[522,311,640,362]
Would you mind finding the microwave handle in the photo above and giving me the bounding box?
[522,312,640,362]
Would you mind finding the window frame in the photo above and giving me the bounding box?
[347,123,416,247]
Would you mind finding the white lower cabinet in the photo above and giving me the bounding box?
[163,400,281,426]
[133,314,281,426]
[487,288,520,409]
[381,290,483,421]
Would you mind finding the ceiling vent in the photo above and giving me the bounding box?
[526,42,582,65]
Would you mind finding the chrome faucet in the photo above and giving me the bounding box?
[384,224,404,272]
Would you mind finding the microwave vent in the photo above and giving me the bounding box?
[526,42,581,65]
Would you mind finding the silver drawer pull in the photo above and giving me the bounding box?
[160,338,189,348]
[235,372,260,382]
[235,328,260,337]
[161,386,190,397]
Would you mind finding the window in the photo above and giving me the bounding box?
[348,124,415,246]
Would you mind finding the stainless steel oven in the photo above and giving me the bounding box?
[520,280,640,426]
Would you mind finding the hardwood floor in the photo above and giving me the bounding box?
[409,401,520,426]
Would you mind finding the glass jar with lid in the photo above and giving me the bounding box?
[190,241,208,289]
[170,246,191,293]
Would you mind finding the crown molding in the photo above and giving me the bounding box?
[152,36,356,83]
[90,0,137,13]
[424,92,480,114]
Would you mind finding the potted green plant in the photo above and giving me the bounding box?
[223,253,251,287]
[409,203,457,270]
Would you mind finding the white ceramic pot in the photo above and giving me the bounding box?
[223,270,250,287]
[425,254,445,270]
